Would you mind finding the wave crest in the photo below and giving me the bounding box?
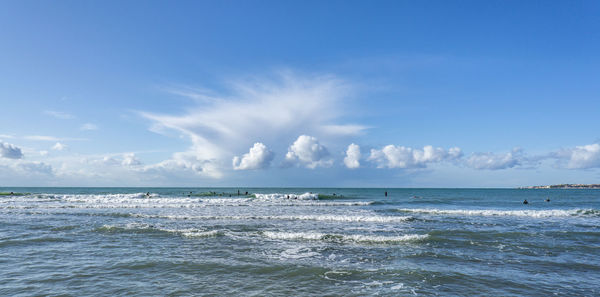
[262,231,428,243]
[395,208,600,217]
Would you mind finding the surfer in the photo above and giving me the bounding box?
[385,191,388,197]
[146,192,150,198]
[546,198,550,202]
[523,199,528,204]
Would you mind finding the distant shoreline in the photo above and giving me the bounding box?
[519,184,600,189]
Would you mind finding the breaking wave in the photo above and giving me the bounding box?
[134,214,413,223]
[262,231,428,243]
[253,193,319,200]
[395,208,600,218]
[95,223,220,238]
[2,192,371,208]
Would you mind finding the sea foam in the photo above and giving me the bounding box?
[135,214,413,223]
[395,208,600,217]
[262,231,428,243]
[96,223,220,238]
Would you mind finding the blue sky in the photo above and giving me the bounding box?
[1,0,599,187]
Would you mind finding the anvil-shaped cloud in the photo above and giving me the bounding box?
[140,72,367,177]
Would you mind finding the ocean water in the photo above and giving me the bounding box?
[1,188,598,296]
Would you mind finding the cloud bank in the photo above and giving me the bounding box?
[464,148,523,170]
[368,145,462,169]
[555,143,600,169]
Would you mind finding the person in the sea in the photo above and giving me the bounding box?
[523,199,528,204]
[546,197,550,202]
[146,192,150,197]
[385,191,388,197]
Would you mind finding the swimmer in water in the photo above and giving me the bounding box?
[546,197,550,202]
[523,199,529,204]
[146,192,150,197]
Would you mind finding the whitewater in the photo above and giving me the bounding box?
[1,187,599,296]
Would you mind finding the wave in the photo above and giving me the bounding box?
[2,192,372,208]
[254,192,319,200]
[135,214,413,223]
[262,231,428,243]
[0,192,30,196]
[95,223,220,238]
[395,208,600,218]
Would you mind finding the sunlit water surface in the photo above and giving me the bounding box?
[1,188,598,296]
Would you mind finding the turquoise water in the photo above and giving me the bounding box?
[1,188,598,296]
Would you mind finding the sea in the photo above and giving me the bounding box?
[0,187,598,296]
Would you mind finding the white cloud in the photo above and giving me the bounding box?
[0,134,14,139]
[321,124,368,136]
[16,161,54,175]
[343,143,361,169]
[80,123,98,131]
[143,151,223,179]
[102,156,119,166]
[368,145,462,169]
[141,72,362,177]
[284,135,332,168]
[121,153,142,167]
[44,110,74,119]
[39,150,49,156]
[52,142,67,151]
[0,160,54,184]
[26,135,61,142]
[24,135,86,142]
[555,143,600,169]
[0,141,23,159]
[233,142,274,170]
[464,148,522,170]
[98,153,142,167]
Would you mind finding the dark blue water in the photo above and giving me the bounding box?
[1,188,598,296]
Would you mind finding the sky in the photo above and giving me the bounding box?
[1,0,599,187]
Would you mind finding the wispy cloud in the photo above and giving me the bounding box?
[141,71,364,178]
[25,135,61,142]
[80,123,98,131]
[24,135,87,142]
[44,110,74,120]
